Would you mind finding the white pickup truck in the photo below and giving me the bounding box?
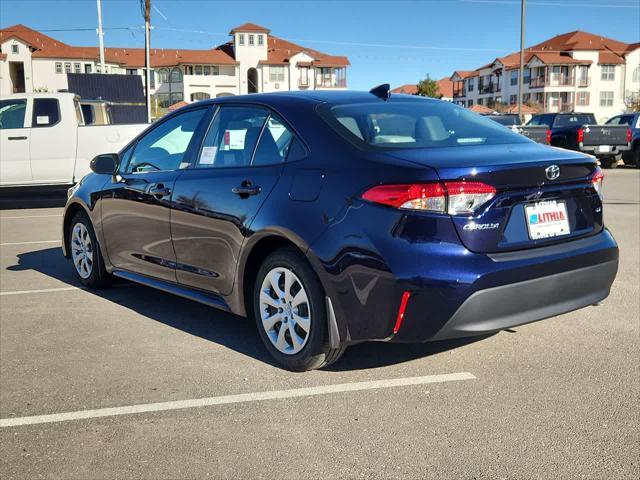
[0,92,147,188]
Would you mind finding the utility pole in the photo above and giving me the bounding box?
[517,0,526,119]
[144,0,152,122]
[96,0,106,73]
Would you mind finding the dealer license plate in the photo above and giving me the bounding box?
[525,200,571,240]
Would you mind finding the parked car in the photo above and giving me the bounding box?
[0,92,147,187]
[605,113,640,167]
[527,112,631,168]
[485,114,550,145]
[62,90,619,371]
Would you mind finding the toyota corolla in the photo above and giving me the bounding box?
[62,88,619,371]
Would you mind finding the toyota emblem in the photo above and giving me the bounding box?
[545,165,560,181]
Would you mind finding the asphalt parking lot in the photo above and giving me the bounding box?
[0,169,638,479]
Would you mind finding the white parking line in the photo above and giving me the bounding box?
[0,215,62,219]
[0,240,60,246]
[0,372,476,428]
[0,286,80,296]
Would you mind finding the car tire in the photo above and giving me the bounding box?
[253,247,345,371]
[600,156,618,169]
[68,210,111,288]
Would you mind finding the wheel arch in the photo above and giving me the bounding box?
[62,201,89,258]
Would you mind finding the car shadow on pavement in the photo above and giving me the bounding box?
[8,247,491,371]
[0,189,68,210]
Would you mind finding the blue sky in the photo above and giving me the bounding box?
[1,0,638,90]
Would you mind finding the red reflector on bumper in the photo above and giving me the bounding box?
[393,291,411,334]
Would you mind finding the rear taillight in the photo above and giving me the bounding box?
[546,129,552,144]
[361,181,496,215]
[627,128,632,143]
[577,128,584,143]
[592,167,604,199]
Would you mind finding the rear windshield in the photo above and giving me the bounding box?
[552,114,596,128]
[324,100,528,149]
[486,115,520,126]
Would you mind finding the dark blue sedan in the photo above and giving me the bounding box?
[62,88,619,371]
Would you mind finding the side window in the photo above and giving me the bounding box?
[196,107,268,168]
[31,99,60,128]
[607,116,620,125]
[252,115,294,166]
[125,108,207,173]
[0,99,27,129]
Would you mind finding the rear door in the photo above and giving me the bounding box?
[171,105,294,295]
[0,98,31,185]
[100,106,209,282]
[29,97,77,183]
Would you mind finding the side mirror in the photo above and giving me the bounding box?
[90,153,119,175]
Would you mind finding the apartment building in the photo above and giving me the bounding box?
[0,23,349,110]
[450,31,640,122]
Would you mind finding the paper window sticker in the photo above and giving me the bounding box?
[36,116,50,125]
[200,146,218,165]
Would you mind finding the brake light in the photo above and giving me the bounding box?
[592,167,604,199]
[627,128,632,143]
[546,129,552,144]
[361,181,496,215]
[361,183,446,212]
[577,128,584,143]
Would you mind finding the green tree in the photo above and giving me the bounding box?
[415,75,441,98]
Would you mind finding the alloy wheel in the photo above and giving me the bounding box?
[71,222,94,279]
[259,267,311,355]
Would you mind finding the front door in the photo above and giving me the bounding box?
[101,107,209,282]
[172,106,295,295]
[0,98,31,185]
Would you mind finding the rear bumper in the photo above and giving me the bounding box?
[429,259,617,341]
[580,143,630,155]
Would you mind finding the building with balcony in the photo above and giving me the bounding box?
[450,31,639,122]
[0,23,349,114]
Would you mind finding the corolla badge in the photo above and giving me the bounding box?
[463,222,500,231]
[545,164,560,181]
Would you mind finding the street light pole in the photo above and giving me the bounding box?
[518,0,526,119]
[96,0,106,74]
[144,0,152,122]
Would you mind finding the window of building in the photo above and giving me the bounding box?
[239,34,245,46]
[477,98,483,106]
[125,108,208,173]
[633,66,640,83]
[258,35,264,46]
[299,66,309,86]
[158,68,169,83]
[73,63,81,73]
[0,99,27,129]
[147,69,155,88]
[170,67,183,83]
[11,44,19,54]
[468,99,473,107]
[509,94,517,105]
[170,92,184,105]
[184,65,193,75]
[203,66,211,76]
[577,91,590,106]
[195,65,203,75]
[31,98,60,128]
[523,68,531,85]
[55,62,63,74]
[249,35,255,46]
[510,70,518,86]
[212,66,219,76]
[599,91,614,107]
[190,92,210,101]
[467,78,474,92]
[601,65,615,81]
[84,64,92,74]
[127,68,137,75]
[270,66,285,82]
[523,93,531,104]
[64,62,72,74]
[156,93,170,109]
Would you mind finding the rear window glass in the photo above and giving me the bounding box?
[553,114,595,128]
[486,115,519,126]
[325,100,528,149]
[31,98,60,127]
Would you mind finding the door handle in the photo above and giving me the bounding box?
[232,181,261,197]
[8,136,27,140]
[148,183,171,199]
